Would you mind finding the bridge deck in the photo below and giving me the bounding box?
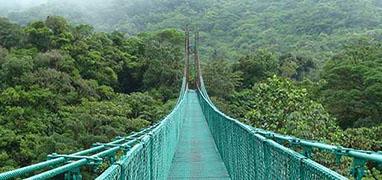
[168,91,230,179]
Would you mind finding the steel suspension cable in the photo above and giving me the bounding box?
[194,51,381,180]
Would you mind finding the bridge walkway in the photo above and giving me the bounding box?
[168,90,230,179]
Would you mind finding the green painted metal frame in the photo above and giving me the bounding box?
[197,87,347,180]
[0,125,159,179]
[0,76,188,180]
[95,84,188,179]
[253,128,382,179]
[197,71,382,179]
[253,128,382,164]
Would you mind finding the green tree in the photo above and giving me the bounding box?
[0,17,23,49]
[233,49,278,88]
[24,21,53,51]
[279,53,315,81]
[34,50,78,74]
[0,56,34,87]
[202,59,242,98]
[321,41,382,128]
[0,46,8,65]
[140,29,184,100]
[45,16,69,35]
[245,76,339,140]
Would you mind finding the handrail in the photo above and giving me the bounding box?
[253,128,382,164]
[0,90,188,179]
[196,72,382,179]
[0,70,189,180]
[0,124,158,179]
[0,29,192,180]
[197,88,347,179]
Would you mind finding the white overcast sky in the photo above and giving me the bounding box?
[0,0,47,10]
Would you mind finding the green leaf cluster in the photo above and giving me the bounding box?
[0,16,181,172]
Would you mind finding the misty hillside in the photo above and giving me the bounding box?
[3,0,382,58]
[0,0,47,15]
[4,0,382,60]
[1,0,382,179]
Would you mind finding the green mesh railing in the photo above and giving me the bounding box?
[94,77,188,179]
[96,91,187,179]
[197,89,347,180]
[0,76,188,180]
[253,128,382,179]
[0,124,164,179]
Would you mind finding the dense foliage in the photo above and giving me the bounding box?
[4,0,382,61]
[0,16,182,172]
[201,41,382,177]
[321,40,382,129]
[1,0,382,178]
[244,76,339,140]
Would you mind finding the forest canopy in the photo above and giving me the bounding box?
[0,0,382,178]
[3,0,382,61]
[0,16,183,172]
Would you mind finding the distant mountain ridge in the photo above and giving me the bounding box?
[4,0,382,60]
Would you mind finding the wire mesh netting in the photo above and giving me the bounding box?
[197,90,347,180]
[167,91,230,179]
[96,79,188,180]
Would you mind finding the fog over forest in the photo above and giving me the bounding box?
[0,0,115,18]
[0,0,47,13]
[1,1,382,178]
[4,0,382,60]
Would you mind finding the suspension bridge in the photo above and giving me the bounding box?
[0,30,381,180]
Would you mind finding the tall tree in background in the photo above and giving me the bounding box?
[0,18,23,48]
[233,49,278,88]
[202,59,242,98]
[321,40,382,129]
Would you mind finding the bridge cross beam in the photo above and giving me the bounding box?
[351,158,366,180]
[64,168,82,180]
